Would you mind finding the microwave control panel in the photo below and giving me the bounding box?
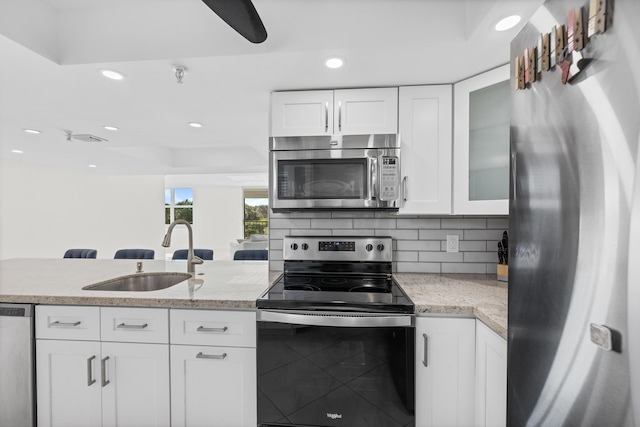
[380,156,400,201]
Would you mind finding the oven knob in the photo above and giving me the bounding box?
[301,243,309,250]
[290,243,298,250]
[377,244,385,252]
[366,244,374,252]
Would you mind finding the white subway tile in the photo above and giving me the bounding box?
[419,229,462,240]
[268,229,290,239]
[397,240,440,251]
[354,218,397,229]
[463,252,498,263]
[332,211,374,219]
[291,229,332,236]
[332,229,376,236]
[487,217,509,229]
[396,218,441,229]
[395,252,418,262]
[311,218,353,229]
[438,241,487,251]
[464,229,505,240]
[419,252,464,262]
[269,218,311,229]
[441,218,486,229]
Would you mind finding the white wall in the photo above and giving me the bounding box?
[0,157,247,260]
[0,157,165,260]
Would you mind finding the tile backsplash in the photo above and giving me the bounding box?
[268,211,508,274]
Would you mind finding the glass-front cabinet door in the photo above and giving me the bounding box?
[453,65,510,215]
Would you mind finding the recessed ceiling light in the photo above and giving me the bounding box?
[188,122,203,128]
[99,69,126,80]
[88,164,97,168]
[495,15,521,31]
[325,57,345,69]
[23,129,41,134]
[103,125,118,131]
[11,149,24,154]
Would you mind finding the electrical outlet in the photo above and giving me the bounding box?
[446,235,459,253]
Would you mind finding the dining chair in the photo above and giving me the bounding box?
[233,249,268,260]
[63,249,97,259]
[113,249,155,259]
[172,249,214,260]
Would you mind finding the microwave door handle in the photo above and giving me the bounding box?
[369,157,377,200]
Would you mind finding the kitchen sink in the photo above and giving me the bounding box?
[82,272,192,292]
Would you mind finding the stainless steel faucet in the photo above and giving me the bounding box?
[162,219,203,274]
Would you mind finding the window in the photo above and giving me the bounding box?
[165,188,193,224]
[244,189,268,239]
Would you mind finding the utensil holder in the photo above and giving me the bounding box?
[497,264,508,282]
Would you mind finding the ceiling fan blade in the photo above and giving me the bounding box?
[201,0,267,44]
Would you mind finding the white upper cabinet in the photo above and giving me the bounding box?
[453,64,510,215]
[270,90,333,137]
[398,85,453,215]
[270,88,398,136]
[333,88,398,135]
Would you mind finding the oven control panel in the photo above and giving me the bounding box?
[284,236,392,262]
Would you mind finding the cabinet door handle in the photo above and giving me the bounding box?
[338,100,342,131]
[50,320,81,327]
[324,102,329,133]
[116,322,148,330]
[422,333,428,367]
[101,356,110,387]
[87,356,96,386]
[197,326,228,333]
[196,352,227,360]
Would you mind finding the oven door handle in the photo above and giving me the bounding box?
[257,310,413,328]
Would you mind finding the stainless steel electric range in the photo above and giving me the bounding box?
[256,236,415,427]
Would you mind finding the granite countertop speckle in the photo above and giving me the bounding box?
[0,259,506,338]
[395,273,508,339]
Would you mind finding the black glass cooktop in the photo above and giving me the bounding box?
[257,273,414,314]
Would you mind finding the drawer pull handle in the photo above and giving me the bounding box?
[101,356,110,387]
[197,326,228,333]
[196,352,227,360]
[117,323,148,330]
[50,321,81,327]
[422,333,428,367]
[87,356,96,386]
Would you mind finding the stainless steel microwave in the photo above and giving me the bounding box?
[269,134,401,211]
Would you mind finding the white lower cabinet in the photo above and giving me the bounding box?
[35,305,170,427]
[475,320,507,427]
[36,339,102,427]
[170,345,256,427]
[415,316,476,427]
[36,340,170,427]
[170,309,257,427]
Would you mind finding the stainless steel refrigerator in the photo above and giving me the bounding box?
[508,0,640,425]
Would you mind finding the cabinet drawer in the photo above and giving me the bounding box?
[101,307,169,343]
[170,310,256,348]
[36,305,100,340]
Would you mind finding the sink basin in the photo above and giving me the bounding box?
[83,272,192,292]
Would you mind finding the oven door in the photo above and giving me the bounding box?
[269,148,400,211]
[257,310,415,427]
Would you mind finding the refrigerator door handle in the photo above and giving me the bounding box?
[511,152,517,202]
[628,137,640,425]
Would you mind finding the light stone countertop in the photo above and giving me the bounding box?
[0,259,507,338]
[395,273,508,339]
[0,259,274,310]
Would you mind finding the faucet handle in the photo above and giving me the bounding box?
[191,256,204,265]
[136,262,143,273]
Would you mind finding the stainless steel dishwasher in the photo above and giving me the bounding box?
[0,303,35,427]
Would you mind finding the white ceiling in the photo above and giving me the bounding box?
[0,0,542,186]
